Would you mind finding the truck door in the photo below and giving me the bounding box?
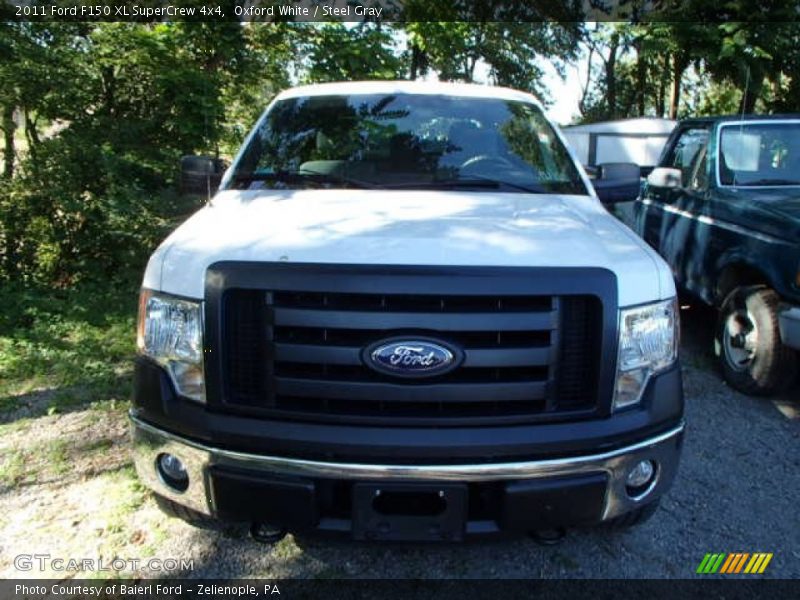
[636,126,710,289]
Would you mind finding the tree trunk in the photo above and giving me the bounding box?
[466,56,477,82]
[24,109,40,158]
[635,39,646,116]
[655,54,668,117]
[410,42,424,80]
[605,31,620,118]
[2,105,15,179]
[738,70,764,114]
[101,66,116,116]
[578,44,595,117]
[668,53,689,119]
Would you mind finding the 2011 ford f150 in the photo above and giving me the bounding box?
[130,81,684,542]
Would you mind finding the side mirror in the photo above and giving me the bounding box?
[592,162,642,204]
[180,155,227,197]
[646,167,682,189]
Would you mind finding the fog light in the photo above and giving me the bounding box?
[626,460,656,495]
[156,453,189,492]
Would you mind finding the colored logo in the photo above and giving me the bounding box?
[364,338,461,378]
[696,553,773,575]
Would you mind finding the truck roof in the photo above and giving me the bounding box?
[679,114,800,127]
[274,80,544,108]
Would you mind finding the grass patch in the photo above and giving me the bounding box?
[94,466,148,542]
[45,439,72,476]
[0,417,33,436]
[272,535,302,560]
[1,431,127,487]
[0,450,26,488]
[83,438,115,453]
[59,465,152,580]
[0,277,139,417]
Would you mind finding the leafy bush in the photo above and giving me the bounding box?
[0,23,240,285]
[0,127,197,285]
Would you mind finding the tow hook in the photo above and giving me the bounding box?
[529,527,567,545]
[250,522,288,544]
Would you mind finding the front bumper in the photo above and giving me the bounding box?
[131,413,684,539]
[779,305,800,350]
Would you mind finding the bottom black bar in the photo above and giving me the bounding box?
[3,579,794,600]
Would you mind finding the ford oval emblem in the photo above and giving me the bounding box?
[364,337,462,378]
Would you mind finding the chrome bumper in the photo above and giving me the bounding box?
[130,412,684,523]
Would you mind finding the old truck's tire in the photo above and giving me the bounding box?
[715,287,797,396]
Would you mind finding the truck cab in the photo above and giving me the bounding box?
[131,81,683,542]
[635,116,800,396]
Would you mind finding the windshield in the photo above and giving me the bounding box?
[228,93,587,195]
[718,121,800,187]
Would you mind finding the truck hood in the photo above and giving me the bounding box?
[145,189,673,306]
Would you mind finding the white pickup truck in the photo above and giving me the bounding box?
[131,81,684,542]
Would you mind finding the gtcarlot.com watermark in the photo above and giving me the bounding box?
[14,553,194,573]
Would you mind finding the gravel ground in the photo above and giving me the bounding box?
[1,302,798,580]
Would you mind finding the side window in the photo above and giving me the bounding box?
[719,122,800,186]
[665,127,709,187]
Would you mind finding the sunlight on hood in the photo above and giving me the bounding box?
[148,189,666,305]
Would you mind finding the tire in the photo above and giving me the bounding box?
[154,494,219,529]
[715,286,797,396]
[603,500,660,530]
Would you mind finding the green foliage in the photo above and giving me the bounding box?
[0,279,137,412]
[299,23,406,84]
[1,130,198,284]
[578,17,800,123]
[0,22,287,283]
[406,21,582,101]
[218,24,297,156]
[693,79,743,116]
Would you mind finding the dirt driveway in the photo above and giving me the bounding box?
[1,303,797,579]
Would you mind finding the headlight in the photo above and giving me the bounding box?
[137,290,205,402]
[613,298,679,409]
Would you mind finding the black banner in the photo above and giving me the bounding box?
[5,0,800,23]
[4,579,800,600]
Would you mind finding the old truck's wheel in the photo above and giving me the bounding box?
[715,287,796,396]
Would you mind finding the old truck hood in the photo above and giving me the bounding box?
[144,189,672,306]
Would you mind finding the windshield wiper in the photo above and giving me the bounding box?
[386,177,544,193]
[295,169,379,189]
[231,170,378,189]
[231,171,550,193]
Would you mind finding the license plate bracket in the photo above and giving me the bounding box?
[352,482,467,542]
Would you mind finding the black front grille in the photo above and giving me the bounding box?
[218,278,605,426]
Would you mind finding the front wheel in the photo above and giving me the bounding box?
[715,286,797,396]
